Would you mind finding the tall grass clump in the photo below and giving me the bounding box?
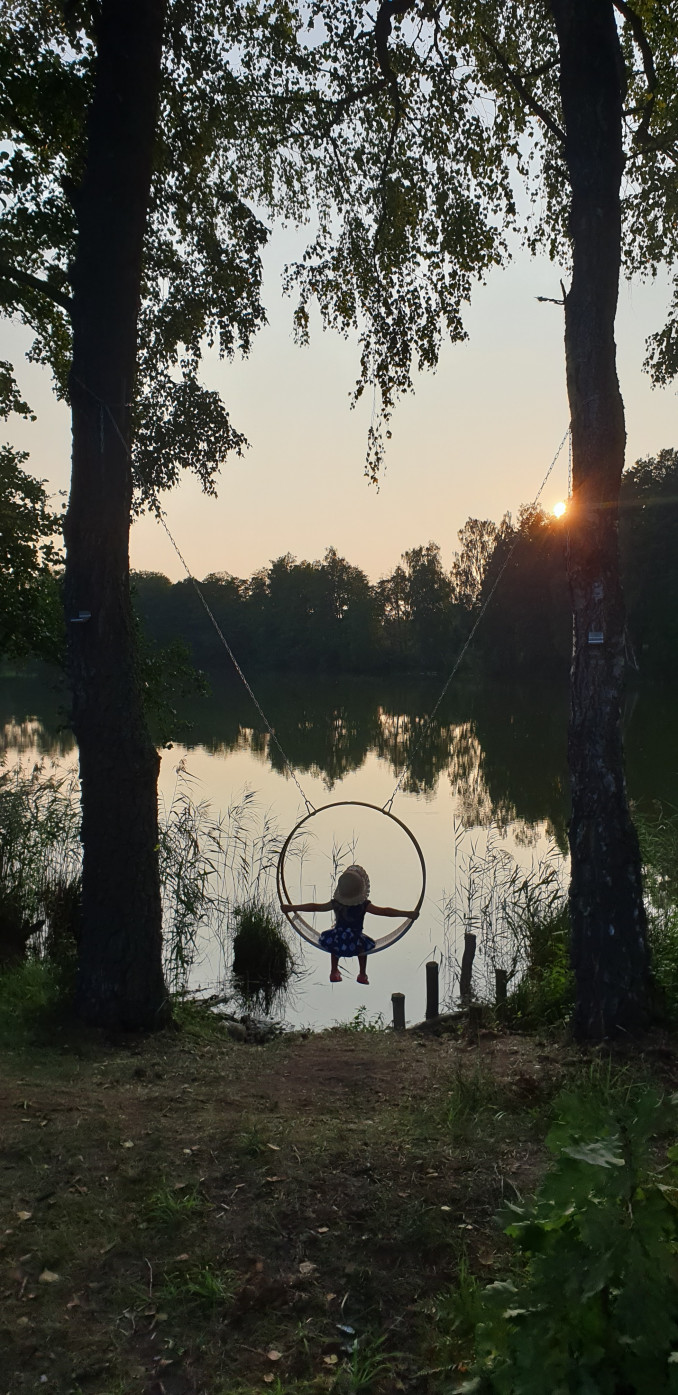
[158,763,309,1016]
[0,761,81,968]
[442,826,572,1026]
[230,900,297,1015]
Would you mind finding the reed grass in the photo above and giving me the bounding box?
[0,757,299,1015]
[441,823,571,1022]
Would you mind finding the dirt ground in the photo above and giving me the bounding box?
[1,1018,674,1395]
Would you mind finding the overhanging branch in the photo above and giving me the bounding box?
[372,0,417,252]
[0,260,72,313]
[614,0,657,145]
[480,27,566,147]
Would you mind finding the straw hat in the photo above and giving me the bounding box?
[333,864,370,906]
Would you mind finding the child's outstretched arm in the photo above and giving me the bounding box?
[366,902,420,919]
[281,900,333,913]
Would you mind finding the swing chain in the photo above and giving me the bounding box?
[383,426,571,813]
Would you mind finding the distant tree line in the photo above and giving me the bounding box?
[133,449,678,681]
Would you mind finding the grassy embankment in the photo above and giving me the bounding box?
[2,995,678,1395]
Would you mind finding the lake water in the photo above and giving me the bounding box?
[2,667,676,1028]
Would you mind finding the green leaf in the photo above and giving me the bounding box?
[562,1140,625,1169]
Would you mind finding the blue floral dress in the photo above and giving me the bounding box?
[319,900,376,957]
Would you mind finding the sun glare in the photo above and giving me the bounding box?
[553,500,567,518]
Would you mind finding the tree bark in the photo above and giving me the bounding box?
[551,0,649,1039]
[64,0,171,1030]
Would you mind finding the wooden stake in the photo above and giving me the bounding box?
[392,992,406,1032]
[459,933,476,1006]
[425,961,439,1020]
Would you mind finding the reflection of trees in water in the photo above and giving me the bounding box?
[0,669,74,758]
[187,678,564,836]
[375,710,468,799]
[17,668,678,846]
[446,722,512,829]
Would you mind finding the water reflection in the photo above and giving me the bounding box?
[1,668,676,839]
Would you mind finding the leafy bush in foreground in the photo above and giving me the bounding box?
[448,1081,678,1394]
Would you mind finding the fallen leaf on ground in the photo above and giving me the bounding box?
[324,1355,338,1366]
[16,1212,32,1222]
[266,1144,280,1151]
[265,1176,286,1183]
[298,1261,316,1276]
[263,1376,275,1385]
[440,1206,451,1212]
[317,1227,329,1234]
[121,1141,134,1150]
[174,1253,189,1262]
[326,1293,336,1301]
[38,1270,60,1284]
[267,1350,282,1361]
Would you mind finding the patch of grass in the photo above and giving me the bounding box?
[446,1062,498,1138]
[146,1181,204,1223]
[172,994,231,1040]
[236,1125,269,1156]
[231,900,297,1015]
[390,1197,448,1253]
[339,1334,399,1393]
[339,1005,387,1033]
[158,1263,235,1309]
[433,1256,485,1378]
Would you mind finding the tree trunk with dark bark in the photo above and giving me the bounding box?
[65,0,171,1030]
[551,0,649,1039]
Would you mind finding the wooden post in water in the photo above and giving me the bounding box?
[392,992,406,1032]
[425,961,439,1020]
[495,968,508,1012]
[459,933,476,1006]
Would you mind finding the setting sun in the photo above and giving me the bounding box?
[553,500,567,518]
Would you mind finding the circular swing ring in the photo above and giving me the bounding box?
[276,801,426,955]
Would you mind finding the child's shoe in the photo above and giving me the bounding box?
[356,972,369,985]
[330,969,342,983]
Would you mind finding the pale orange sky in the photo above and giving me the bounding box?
[2,228,676,583]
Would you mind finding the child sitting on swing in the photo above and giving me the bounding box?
[282,864,419,984]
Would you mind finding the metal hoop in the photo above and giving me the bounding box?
[276,800,426,955]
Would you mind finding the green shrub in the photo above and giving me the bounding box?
[504,903,573,1030]
[231,901,297,1015]
[447,1081,678,1394]
[0,958,71,1047]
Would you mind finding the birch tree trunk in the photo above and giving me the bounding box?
[65,0,171,1029]
[551,0,649,1038]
